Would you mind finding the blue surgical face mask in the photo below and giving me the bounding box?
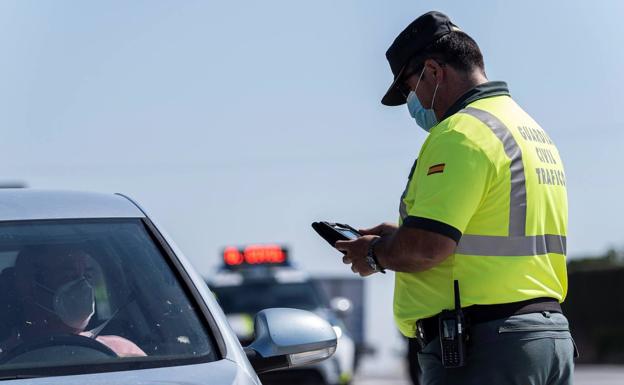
[406,67,439,132]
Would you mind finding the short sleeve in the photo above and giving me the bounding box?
[403,130,492,241]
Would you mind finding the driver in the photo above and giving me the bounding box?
[1,245,145,358]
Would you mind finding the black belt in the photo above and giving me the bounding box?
[415,297,562,348]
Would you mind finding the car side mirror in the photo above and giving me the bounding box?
[244,308,337,374]
[330,296,353,318]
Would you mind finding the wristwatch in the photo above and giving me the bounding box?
[366,237,386,274]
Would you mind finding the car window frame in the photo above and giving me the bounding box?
[141,217,227,357]
[0,217,227,379]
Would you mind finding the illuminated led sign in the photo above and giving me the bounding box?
[222,244,289,268]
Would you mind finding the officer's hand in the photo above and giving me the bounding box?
[359,222,398,237]
[335,235,378,277]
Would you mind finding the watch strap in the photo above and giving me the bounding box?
[368,237,386,274]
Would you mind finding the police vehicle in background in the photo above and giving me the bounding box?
[207,244,356,385]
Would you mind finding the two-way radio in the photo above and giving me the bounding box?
[438,280,467,368]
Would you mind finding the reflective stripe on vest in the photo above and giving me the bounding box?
[461,107,527,236]
[456,234,567,256]
[455,107,565,256]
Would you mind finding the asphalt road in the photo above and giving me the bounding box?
[353,365,624,385]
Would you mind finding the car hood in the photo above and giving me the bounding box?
[1,359,257,385]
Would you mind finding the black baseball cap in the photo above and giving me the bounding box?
[381,11,461,106]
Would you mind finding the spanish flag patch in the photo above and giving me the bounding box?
[427,163,445,175]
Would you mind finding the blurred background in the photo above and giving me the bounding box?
[1,0,623,383]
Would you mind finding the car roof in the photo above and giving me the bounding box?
[0,189,145,221]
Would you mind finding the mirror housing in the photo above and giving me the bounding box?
[244,308,337,373]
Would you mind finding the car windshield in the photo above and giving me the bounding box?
[212,281,324,315]
[0,219,217,376]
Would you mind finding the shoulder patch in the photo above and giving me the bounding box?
[427,163,445,175]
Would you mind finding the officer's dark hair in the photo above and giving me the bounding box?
[407,31,485,76]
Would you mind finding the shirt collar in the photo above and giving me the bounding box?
[441,81,510,121]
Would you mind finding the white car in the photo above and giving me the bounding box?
[0,190,337,384]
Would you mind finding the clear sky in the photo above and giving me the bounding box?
[1,0,623,372]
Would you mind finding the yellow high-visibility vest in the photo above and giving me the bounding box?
[395,91,568,337]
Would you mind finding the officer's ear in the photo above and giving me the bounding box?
[423,59,445,85]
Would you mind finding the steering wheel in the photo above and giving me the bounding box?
[0,334,118,365]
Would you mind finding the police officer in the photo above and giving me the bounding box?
[336,11,575,385]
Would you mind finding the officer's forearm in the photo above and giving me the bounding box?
[375,227,456,273]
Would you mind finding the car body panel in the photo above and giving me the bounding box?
[1,359,247,385]
[0,190,143,221]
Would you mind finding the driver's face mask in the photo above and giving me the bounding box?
[35,276,95,330]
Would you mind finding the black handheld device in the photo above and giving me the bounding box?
[311,222,362,249]
[438,280,467,368]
